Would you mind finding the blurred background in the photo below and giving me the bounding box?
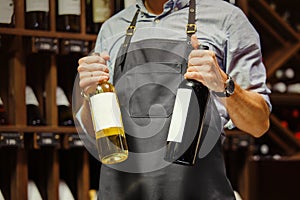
[0,0,299,199]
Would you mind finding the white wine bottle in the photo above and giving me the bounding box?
[165,45,210,165]
[87,55,128,164]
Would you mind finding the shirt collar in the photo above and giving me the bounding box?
[136,0,190,15]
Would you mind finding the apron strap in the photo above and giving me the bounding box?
[116,0,196,70]
[117,9,140,71]
[186,0,196,40]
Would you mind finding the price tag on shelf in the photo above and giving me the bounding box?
[60,39,89,55]
[0,132,24,148]
[34,132,61,148]
[29,37,59,54]
[63,133,83,149]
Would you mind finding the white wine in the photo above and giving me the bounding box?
[89,80,128,164]
[95,127,128,164]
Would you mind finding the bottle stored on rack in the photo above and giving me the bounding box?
[86,0,112,34]
[0,97,8,125]
[57,86,74,126]
[124,0,136,8]
[56,0,81,32]
[25,0,49,30]
[87,53,128,164]
[26,86,45,126]
[0,0,14,27]
[165,45,210,166]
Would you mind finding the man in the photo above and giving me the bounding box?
[77,0,271,199]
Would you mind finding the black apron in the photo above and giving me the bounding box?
[98,1,235,199]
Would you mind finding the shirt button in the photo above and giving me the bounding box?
[154,19,160,23]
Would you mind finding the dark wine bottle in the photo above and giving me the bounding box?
[86,0,112,34]
[26,86,45,126]
[56,86,74,126]
[165,45,210,166]
[0,0,14,28]
[114,0,124,14]
[0,97,9,125]
[25,0,49,30]
[56,0,81,32]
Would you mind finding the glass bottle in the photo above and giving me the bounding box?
[87,54,128,164]
[25,0,49,30]
[165,45,210,165]
[56,0,81,32]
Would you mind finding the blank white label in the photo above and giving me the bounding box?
[58,0,80,15]
[125,0,136,8]
[167,88,192,143]
[90,92,122,132]
[0,0,14,24]
[26,0,49,12]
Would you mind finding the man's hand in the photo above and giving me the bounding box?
[185,34,227,93]
[77,52,110,95]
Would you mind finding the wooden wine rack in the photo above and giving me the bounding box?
[0,0,100,199]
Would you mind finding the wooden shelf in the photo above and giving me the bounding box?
[0,28,97,41]
[0,125,78,134]
[270,93,300,106]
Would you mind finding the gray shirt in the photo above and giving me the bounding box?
[94,0,271,131]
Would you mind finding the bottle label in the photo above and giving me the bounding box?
[26,0,49,12]
[90,92,122,132]
[26,86,39,106]
[58,0,80,15]
[125,0,136,8]
[92,0,111,23]
[0,0,14,24]
[167,88,192,143]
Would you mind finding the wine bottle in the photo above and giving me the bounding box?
[26,86,45,126]
[57,86,74,126]
[56,0,81,32]
[0,97,9,125]
[0,0,14,27]
[114,0,124,13]
[25,0,49,30]
[87,54,128,164]
[28,180,43,200]
[59,180,75,200]
[86,0,112,34]
[124,0,136,8]
[165,46,210,165]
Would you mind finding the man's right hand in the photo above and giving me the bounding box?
[77,52,110,95]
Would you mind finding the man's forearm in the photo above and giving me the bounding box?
[221,83,270,137]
